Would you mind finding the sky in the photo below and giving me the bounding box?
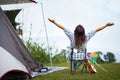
[1,0,120,62]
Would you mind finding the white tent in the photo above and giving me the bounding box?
[0,47,28,79]
[0,7,40,80]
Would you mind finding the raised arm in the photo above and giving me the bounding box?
[48,18,65,30]
[95,22,114,32]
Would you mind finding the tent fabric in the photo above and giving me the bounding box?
[0,47,28,79]
[0,7,39,78]
[0,0,32,5]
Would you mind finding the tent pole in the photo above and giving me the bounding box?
[41,2,53,67]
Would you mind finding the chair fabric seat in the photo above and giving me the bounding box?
[68,53,86,61]
[73,53,85,60]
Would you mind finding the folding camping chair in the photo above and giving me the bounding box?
[70,48,87,74]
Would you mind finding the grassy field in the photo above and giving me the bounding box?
[29,63,120,80]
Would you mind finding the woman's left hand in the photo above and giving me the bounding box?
[106,22,114,26]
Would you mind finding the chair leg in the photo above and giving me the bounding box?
[84,63,87,73]
[81,62,87,73]
[70,60,73,74]
[70,48,73,74]
[81,63,85,73]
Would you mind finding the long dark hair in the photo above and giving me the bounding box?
[74,24,86,48]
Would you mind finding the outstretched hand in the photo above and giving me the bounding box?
[106,22,114,26]
[95,22,114,32]
[48,18,55,23]
[48,18,65,30]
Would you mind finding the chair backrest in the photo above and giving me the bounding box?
[72,48,87,60]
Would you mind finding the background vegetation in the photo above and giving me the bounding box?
[25,40,116,64]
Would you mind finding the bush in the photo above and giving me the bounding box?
[26,41,50,63]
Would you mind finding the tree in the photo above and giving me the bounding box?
[52,49,67,63]
[104,52,116,63]
[26,41,50,63]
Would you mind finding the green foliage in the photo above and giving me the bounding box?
[104,52,116,63]
[52,49,67,64]
[26,41,50,63]
[17,26,23,36]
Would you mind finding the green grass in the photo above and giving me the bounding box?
[29,63,120,80]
